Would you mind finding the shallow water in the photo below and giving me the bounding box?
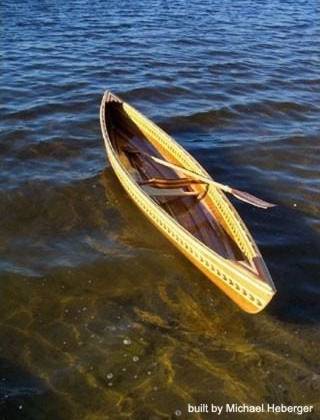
[1,0,320,419]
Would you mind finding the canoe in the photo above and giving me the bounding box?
[100,91,276,313]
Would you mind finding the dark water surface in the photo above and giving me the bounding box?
[1,0,320,418]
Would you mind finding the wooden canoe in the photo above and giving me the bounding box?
[100,91,276,313]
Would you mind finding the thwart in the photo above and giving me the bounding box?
[100,91,276,313]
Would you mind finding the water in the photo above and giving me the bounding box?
[1,0,320,418]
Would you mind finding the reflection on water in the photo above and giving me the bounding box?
[1,0,320,418]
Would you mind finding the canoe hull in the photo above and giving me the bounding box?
[100,91,276,314]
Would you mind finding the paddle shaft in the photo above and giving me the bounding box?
[150,156,233,193]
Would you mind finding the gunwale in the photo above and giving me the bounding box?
[100,91,276,313]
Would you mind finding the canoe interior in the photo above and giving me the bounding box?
[105,101,253,265]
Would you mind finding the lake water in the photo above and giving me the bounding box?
[1,0,320,419]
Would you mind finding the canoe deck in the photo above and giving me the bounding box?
[107,103,244,262]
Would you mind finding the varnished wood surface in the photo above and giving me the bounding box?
[108,104,239,260]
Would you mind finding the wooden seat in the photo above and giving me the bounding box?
[141,185,199,197]
[139,176,206,189]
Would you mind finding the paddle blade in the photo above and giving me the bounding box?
[231,188,276,209]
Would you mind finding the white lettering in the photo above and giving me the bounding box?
[210,404,223,415]
[187,404,208,413]
[267,404,314,415]
[226,403,236,412]
[188,402,313,416]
